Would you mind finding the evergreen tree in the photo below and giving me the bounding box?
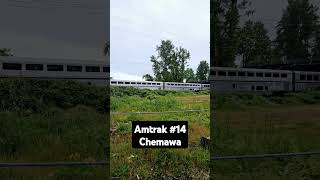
[212,0,253,67]
[275,0,319,63]
[238,21,272,67]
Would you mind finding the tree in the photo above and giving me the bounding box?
[275,0,319,64]
[150,40,190,82]
[196,61,209,82]
[104,41,110,56]
[238,21,272,67]
[142,74,154,81]
[0,48,13,56]
[212,0,253,67]
[184,68,196,82]
[312,27,320,61]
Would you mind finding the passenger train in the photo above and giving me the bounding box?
[210,67,320,93]
[110,80,210,91]
[0,56,209,91]
[2,56,320,92]
[0,56,110,86]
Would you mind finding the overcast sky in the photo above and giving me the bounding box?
[1,0,319,77]
[111,0,210,80]
[0,0,108,61]
[246,0,320,39]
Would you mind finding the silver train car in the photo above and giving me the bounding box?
[0,56,109,86]
[210,67,320,93]
[0,56,209,91]
[110,79,210,91]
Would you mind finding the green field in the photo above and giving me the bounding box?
[212,92,320,179]
[111,87,210,179]
[0,79,109,179]
[1,79,320,179]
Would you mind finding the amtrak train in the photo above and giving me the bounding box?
[0,56,209,91]
[110,80,210,91]
[0,56,110,86]
[2,56,320,92]
[210,67,320,93]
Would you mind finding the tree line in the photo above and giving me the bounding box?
[143,40,209,83]
[213,0,320,67]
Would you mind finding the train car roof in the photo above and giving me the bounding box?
[210,66,293,73]
[111,79,163,83]
[0,56,109,66]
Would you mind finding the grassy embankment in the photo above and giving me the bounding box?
[111,87,210,179]
[0,79,109,180]
[1,78,320,179]
[212,91,320,179]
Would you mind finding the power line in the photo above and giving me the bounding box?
[212,151,320,160]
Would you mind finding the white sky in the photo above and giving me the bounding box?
[111,0,210,80]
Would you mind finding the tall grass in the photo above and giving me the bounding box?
[0,79,109,179]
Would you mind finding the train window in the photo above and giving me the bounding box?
[251,86,255,90]
[265,73,271,77]
[142,83,146,85]
[125,82,130,84]
[218,71,226,76]
[307,75,312,80]
[118,82,124,84]
[265,86,268,91]
[147,83,151,85]
[210,71,216,75]
[300,74,306,80]
[26,64,43,71]
[247,72,255,77]
[228,71,236,76]
[131,82,136,84]
[256,86,263,91]
[281,73,287,78]
[238,72,246,76]
[47,64,63,71]
[137,82,141,84]
[232,84,236,89]
[86,66,100,72]
[111,81,117,84]
[314,75,319,81]
[273,73,280,78]
[103,66,110,72]
[3,63,22,70]
[152,83,156,85]
[256,72,263,77]
[157,83,160,85]
[67,65,82,72]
